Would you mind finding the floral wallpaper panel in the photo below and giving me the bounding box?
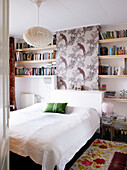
[56,25,99,90]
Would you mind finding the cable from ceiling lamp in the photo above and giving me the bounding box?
[23,0,53,47]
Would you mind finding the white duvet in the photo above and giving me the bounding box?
[9,103,100,170]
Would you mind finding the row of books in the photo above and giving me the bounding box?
[15,66,56,76]
[16,35,56,49]
[110,46,125,55]
[99,65,119,75]
[100,30,127,40]
[15,51,56,61]
[16,42,33,49]
[99,45,126,56]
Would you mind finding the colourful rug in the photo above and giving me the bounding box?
[70,139,127,170]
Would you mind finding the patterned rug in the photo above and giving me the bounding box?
[70,139,127,170]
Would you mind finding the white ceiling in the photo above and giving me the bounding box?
[10,0,127,38]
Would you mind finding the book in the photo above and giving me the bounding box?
[52,50,56,59]
[110,48,112,55]
[125,58,127,74]
[115,46,118,55]
[98,45,101,56]
[99,65,109,75]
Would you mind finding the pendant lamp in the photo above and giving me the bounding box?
[23,0,53,47]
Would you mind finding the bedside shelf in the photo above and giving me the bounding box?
[15,45,56,52]
[99,75,127,78]
[15,75,55,78]
[99,37,127,43]
[99,55,127,59]
[15,59,56,64]
[104,98,127,103]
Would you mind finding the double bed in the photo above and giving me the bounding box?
[9,90,104,170]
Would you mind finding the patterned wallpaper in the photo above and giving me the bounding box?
[56,25,99,90]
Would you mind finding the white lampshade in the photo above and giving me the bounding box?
[23,26,53,47]
[102,102,114,114]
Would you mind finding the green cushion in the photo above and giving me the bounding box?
[44,103,68,113]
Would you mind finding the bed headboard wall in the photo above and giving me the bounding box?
[50,90,104,117]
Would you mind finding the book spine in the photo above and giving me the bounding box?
[125,59,127,75]
[115,46,118,55]
[98,45,101,56]
[110,48,112,55]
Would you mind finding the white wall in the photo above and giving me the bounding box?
[14,38,57,109]
[15,78,52,109]
[100,24,127,117]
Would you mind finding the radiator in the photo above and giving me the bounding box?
[21,93,36,109]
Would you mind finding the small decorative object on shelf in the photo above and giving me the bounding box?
[102,102,114,114]
[101,84,106,91]
[53,34,56,45]
[73,84,83,90]
[119,89,127,99]
[100,47,108,55]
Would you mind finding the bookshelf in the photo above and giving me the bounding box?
[15,75,54,78]
[15,45,56,52]
[99,36,127,77]
[15,59,56,64]
[104,98,127,103]
[99,75,127,78]
[99,37,127,43]
[99,27,127,106]
[15,45,56,78]
[99,55,127,59]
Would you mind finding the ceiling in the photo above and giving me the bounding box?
[10,0,127,38]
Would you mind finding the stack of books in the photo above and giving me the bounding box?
[105,91,116,98]
[115,115,126,122]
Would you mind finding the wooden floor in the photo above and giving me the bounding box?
[10,131,126,170]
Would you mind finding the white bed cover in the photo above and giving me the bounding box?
[9,103,100,170]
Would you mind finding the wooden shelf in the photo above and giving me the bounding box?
[15,59,56,64]
[15,45,56,52]
[99,37,127,43]
[99,55,127,59]
[104,98,127,103]
[15,75,55,78]
[99,75,127,78]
